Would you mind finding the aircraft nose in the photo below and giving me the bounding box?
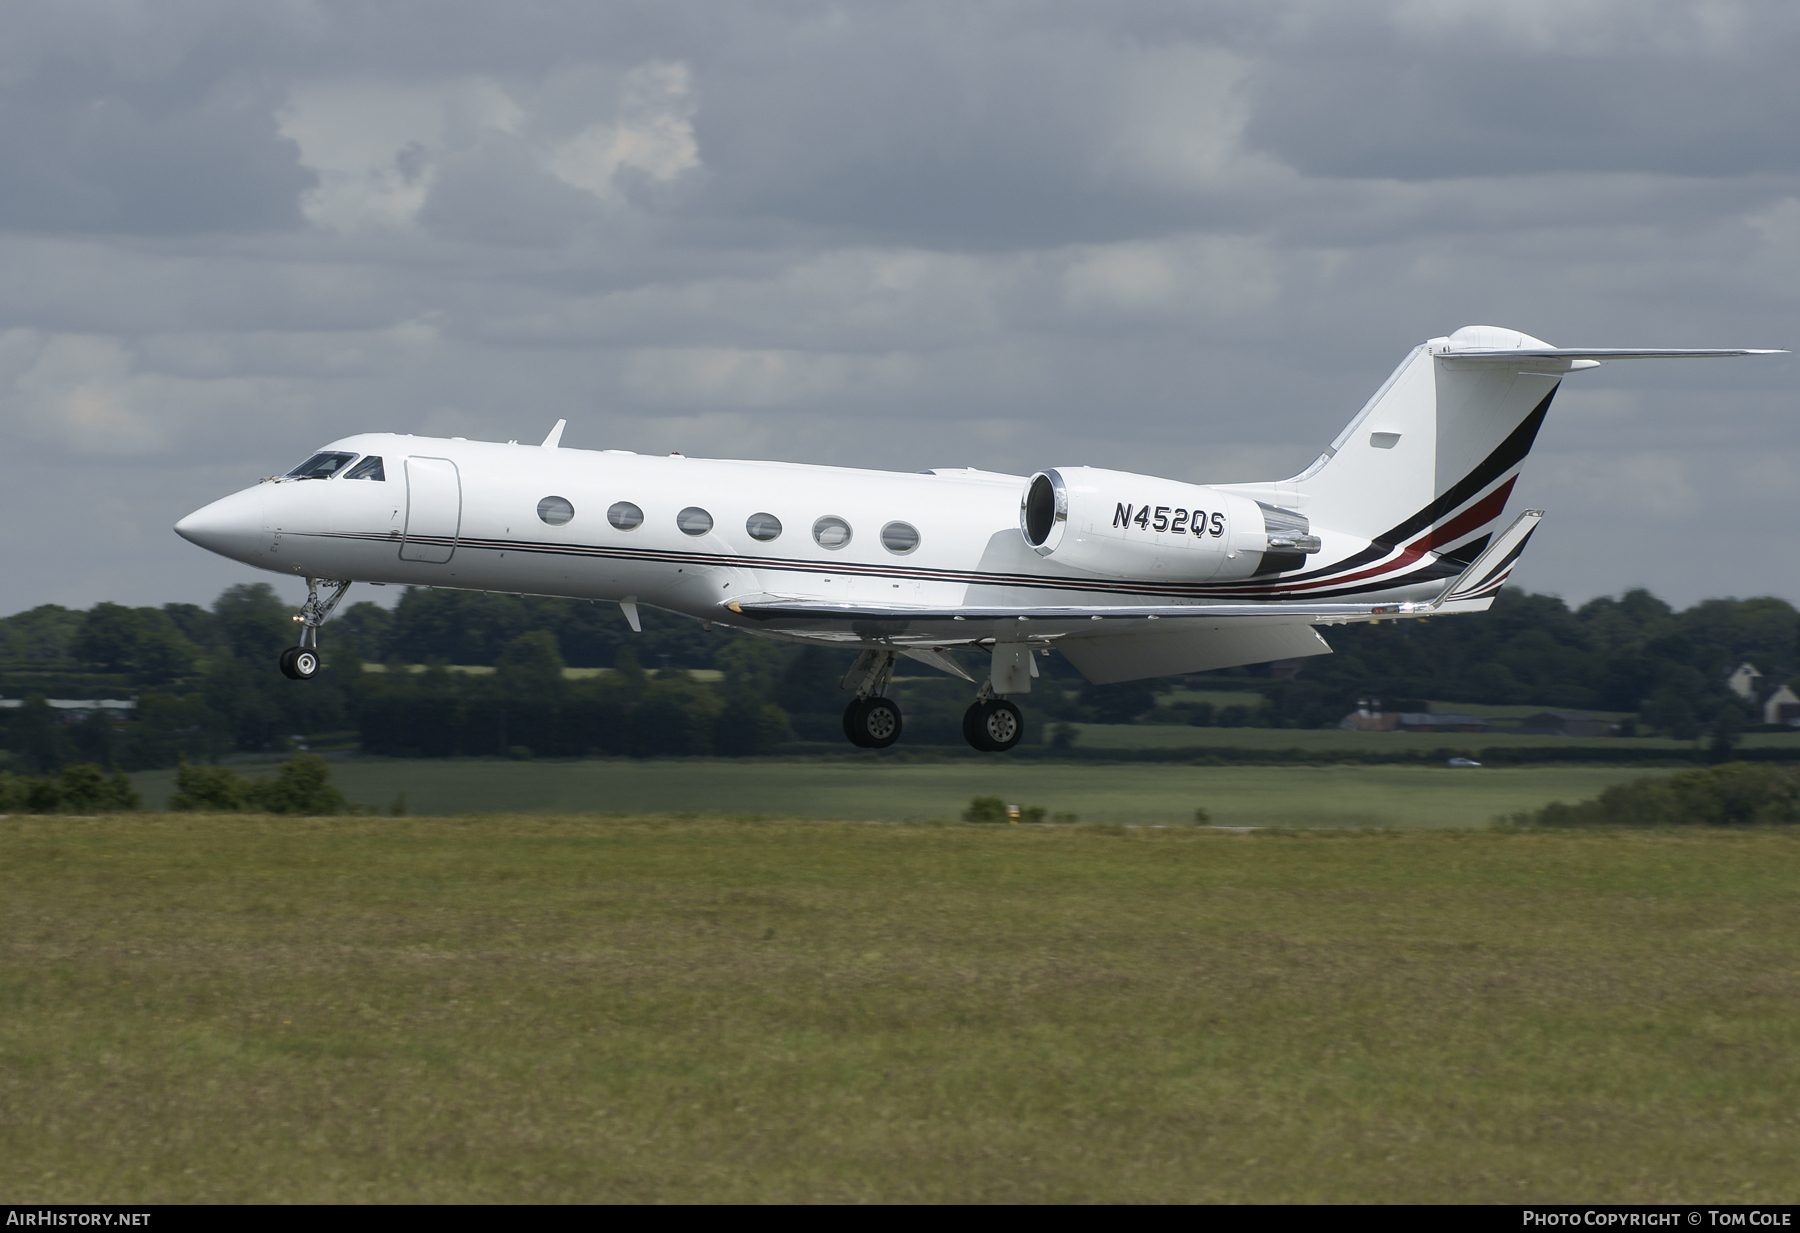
[175,487,266,562]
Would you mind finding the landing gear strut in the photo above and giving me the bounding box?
[280,576,350,681]
[841,648,903,748]
[960,642,1037,751]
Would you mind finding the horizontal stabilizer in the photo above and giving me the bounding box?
[1448,348,1784,361]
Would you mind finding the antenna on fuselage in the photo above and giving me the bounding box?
[541,419,567,449]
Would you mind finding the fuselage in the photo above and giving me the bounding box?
[174,431,1449,646]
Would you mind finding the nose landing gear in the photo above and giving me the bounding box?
[279,646,320,680]
[280,577,351,681]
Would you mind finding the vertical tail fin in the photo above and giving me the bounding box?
[1225,326,1566,564]
[1210,328,1777,599]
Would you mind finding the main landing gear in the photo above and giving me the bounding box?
[836,645,1032,751]
[841,649,903,748]
[280,577,351,681]
[962,691,1025,752]
[844,696,903,748]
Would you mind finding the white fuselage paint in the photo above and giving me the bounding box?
[178,430,1443,649]
[174,329,1777,693]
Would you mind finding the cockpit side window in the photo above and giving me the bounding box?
[285,452,358,480]
[343,455,385,482]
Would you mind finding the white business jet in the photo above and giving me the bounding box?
[175,326,1779,751]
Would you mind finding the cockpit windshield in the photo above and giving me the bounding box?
[343,455,385,482]
[285,452,358,480]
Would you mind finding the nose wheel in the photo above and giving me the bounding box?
[279,647,320,680]
[963,698,1024,752]
[280,576,350,682]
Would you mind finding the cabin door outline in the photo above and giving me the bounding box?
[400,456,461,563]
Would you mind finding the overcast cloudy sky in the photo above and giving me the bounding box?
[2,0,1795,617]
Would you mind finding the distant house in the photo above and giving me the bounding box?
[1339,700,1399,731]
[1337,701,1490,733]
[1763,684,1800,726]
[1517,711,1617,738]
[1723,662,1800,726]
[1726,662,1764,702]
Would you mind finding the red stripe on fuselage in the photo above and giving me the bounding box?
[1410,477,1517,555]
[1271,477,1518,595]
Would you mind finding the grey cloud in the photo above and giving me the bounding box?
[416,135,611,248]
[0,74,314,235]
[0,0,1795,615]
[0,2,320,235]
[1241,4,1800,181]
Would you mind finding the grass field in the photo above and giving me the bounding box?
[128,759,1661,828]
[2,816,1796,1202]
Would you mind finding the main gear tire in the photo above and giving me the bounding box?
[962,702,990,751]
[844,697,903,748]
[856,697,903,749]
[974,698,1024,752]
[843,699,871,747]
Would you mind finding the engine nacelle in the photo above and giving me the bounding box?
[1019,467,1322,582]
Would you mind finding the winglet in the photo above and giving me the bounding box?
[1432,509,1544,608]
[620,597,641,632]
[541,419,567,449]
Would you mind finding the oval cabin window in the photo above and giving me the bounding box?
[607,501,644,531]
[746,512,782,542]
[537,496,575,526]
[677,507,713,536]
[812,516,852,549]
[880,521,920,554]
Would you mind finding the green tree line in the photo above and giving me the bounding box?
[1,583,1795,769]
[1053,588,1798,736]
[1509,762,1800,827]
